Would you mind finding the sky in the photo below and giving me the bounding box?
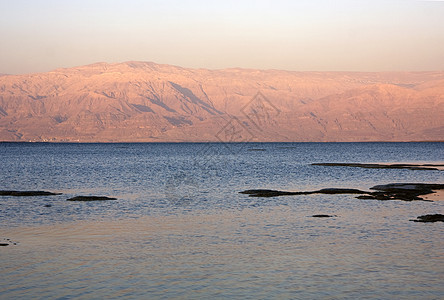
[0,0,443,74]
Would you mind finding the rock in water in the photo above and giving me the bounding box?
[67,196,117,201]
[312,163,443,171]
[239,189,301,197]
[410,214,444,223]
[240,183,443,201]
[367,183,444,201]
[316,188,367,194]
[239,188,367,197]
[0,190,62,196]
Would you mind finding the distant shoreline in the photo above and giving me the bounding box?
[1,141,443,144]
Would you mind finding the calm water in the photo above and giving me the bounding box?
[1,142,443,299]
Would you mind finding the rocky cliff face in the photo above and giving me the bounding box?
[0,61,443,142]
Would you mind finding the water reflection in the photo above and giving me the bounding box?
[1,205,443,299]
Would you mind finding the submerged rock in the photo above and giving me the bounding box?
[355,195,378,200]
[67,196,117,201]
[0,238,17,246]
[317,188,366,194]
[312,162,443,171]
[240,188,368,198]
[371,183,444,192]
[239,189,302,197]
[410,214,444,223]
[0,190,62,196]
[364,183,444,201]
[240,183,443,201]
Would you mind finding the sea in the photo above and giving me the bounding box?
[1,142,443,299]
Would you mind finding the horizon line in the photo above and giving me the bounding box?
[2,60,444,76]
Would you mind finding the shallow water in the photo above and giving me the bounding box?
[1,142,443,299]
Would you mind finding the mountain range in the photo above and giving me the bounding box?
[0,61,443,142]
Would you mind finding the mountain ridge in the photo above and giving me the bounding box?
[0,61,443,142]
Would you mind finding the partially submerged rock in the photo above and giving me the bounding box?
[312,162,443,171]
[371,183,444,192]
[317,188,366,194]
[410,214,444,223]
[240,183,443,201]
[67,196,117,201]
[0,238,17,246]
[363,183,444,201]
[0,190,62,196]
[239,189,303,197]
[240,188,368,198]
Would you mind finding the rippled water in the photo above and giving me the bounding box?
[1,142,443,299]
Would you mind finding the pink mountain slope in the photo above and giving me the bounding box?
[0,62,442,142]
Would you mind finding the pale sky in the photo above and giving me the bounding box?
[0,0,443,74]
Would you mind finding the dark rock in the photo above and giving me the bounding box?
[410,214,444,223]
[1,238,18,246]
[240,189,278,195]
[240,183,444,202]
[312,162,442,171]
[0,190,62,196]
[240,188,367,198]
[357,193,395,200]
[67,196,117,201]
[239,189,301,197]
[371,183,444,192]
[312,214,335,218]
[366,183,444,201]
[356,195,378,200]
[240,183,443,201]
[317,188,367,194]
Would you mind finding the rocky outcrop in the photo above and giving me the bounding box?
[0,190,62,196]
[0,238,17,246]
[312,163,443,171]
[240,183,444,201]
[410,214,444,223]
[0,190,118,201]
[240,188,368,197]
[360,183,444,201]
[66,196,117,201]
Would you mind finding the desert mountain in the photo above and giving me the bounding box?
[0,61,443,142]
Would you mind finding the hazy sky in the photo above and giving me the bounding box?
[1,0,443,74]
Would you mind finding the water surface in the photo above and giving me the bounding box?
[1,142,443,298]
